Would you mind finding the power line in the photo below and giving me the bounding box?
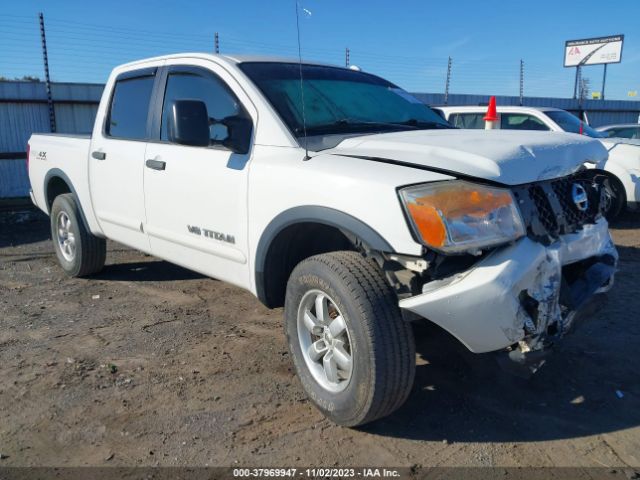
[1,16,637,99]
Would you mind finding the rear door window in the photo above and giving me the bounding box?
[501,114,549,131]
[604,127,639,139]
[106,74,155,140]
[449,113,485,129]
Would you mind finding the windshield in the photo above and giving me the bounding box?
[239,62,451,138]
[545,110,605,138]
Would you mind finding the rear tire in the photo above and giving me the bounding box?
[50,193,106,277]
[284,251,415,427]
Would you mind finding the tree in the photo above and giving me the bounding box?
[0,75,41,82]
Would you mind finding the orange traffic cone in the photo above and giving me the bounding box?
[484,96,498,130]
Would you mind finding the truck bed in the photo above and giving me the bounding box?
[28,133,94,226]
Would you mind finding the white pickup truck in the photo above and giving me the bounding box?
[436,105,640,219]
[28,54,617,426]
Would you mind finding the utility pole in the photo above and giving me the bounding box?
[519,59,524,106]
[444,56,452,105]
[601,63,607,100]
[577,67,584,105]
[573,65,581,100]
[214,32,219,54]
[579,76,590,109]
[345,47,350,67]
[39,12,56,133]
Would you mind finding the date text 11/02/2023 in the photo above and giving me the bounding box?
[232,468,402,477]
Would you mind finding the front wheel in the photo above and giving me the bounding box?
[50,193,106,277]
[284,251,415,427]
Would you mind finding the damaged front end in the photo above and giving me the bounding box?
[497,224,617,377]
[398,171,618,376]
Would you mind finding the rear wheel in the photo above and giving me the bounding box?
[284,251,415,427]
[50,194,106,277]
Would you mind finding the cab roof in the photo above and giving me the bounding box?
[118,52,341,70]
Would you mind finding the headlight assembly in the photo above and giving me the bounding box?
[399,180,525,254]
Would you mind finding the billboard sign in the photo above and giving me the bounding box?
[564,35,624,67]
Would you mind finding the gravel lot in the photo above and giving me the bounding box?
[1,208,639,470]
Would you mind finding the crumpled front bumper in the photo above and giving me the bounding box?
[399,218,617,355]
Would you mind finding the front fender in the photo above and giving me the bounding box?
[604,145,640,204]
[254,205,395,305]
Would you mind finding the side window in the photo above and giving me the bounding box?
[606,127,636,139]
[501,114,549,131]
[605,129,620,138]
[449,113,485,129]
[161,69,243,144]
[107,75,155,139]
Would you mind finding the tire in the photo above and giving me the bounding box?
[284,251,415,427]
[603,175,627,221]
[50,193,106,277]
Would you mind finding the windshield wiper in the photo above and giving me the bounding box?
[296,118,452,136]
[297,119,404,135]
[390,119,454,129]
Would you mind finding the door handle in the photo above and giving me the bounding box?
[146,159,166,171]
[92,151,106,160]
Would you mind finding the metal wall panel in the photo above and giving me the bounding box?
[0,81,102,102]
[0,82,47,101]
[0,102,50,152]
[50,83,104,102]
[0,81,102,198]
[0,159,30,198]
[54,103,99,134]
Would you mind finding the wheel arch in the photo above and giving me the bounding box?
[255,206,395,308]
[43,168,91,230]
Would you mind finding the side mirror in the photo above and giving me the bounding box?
[221,115,253,155]
[168,100,210,147]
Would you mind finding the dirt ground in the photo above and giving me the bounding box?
[1,208,639,470]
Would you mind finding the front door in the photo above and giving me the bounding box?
[143,61,255,288]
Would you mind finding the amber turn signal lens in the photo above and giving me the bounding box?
[406,202,446,247]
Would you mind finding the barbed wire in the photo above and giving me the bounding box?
[0,14,637,99]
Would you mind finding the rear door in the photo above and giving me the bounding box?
[142,61,256,288]
[89,67,157,252]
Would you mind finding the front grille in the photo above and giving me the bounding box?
[514,172,603,243]
[550,176,591,227]
[528,184,557,233]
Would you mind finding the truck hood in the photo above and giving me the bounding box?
[324,129,608,185]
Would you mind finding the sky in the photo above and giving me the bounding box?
[1,0,639,100]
